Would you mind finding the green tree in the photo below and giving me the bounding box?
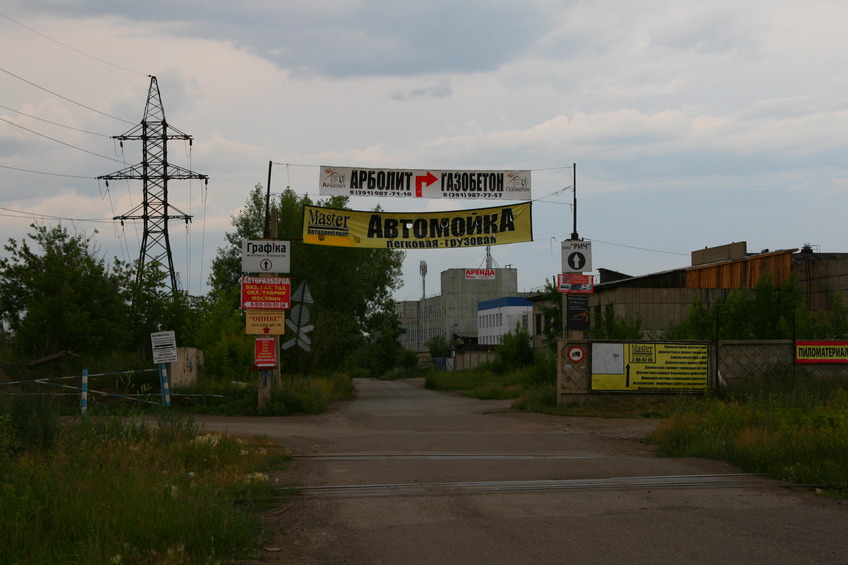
[425,335,453,358]
[663,296,714,340]
[536,280,563,351]
[0,225,130,358]
[190,290,253,379]
[345,307,415,378]
[586,302,644,339]
[495,324,535,371]
[827,292,848,338]
[115,258,198,349]
[208,185,405,373]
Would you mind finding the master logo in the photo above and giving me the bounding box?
[306,208,353,240]
[630,343,656,364]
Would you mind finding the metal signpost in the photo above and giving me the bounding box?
[150,331,176,407]
[242,234,290,409]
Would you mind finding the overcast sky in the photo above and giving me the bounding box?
[2,1,846,302]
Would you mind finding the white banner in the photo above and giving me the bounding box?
[319,166,531,200]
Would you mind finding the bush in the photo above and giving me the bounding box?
[2,393,61,454]
[260,373,354,416]
[493,326,534,372]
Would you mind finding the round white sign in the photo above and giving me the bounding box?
[567,346,585,363]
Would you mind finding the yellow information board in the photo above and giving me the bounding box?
[591,343,708,392]
[302,203,533,249]
[245,310,285,335]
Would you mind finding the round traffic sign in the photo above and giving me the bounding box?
[567,252,586,272]
[567,346,585,363]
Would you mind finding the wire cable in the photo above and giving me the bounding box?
[1,12,147,77]
[0,117,125,163]
[0,104,111,137]
[0,162,95,178]
[0,67,135,125]
[0,206,116,224]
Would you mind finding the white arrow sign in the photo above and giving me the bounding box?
[561,240,592,273]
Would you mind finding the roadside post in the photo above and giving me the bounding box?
[150,330,177,408]
[241,218,291,409]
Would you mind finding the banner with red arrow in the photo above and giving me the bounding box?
[319,166,531,200]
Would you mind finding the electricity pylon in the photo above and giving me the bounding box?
[99,75,208,295]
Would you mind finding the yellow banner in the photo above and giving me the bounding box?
[245,310,285,335]
[302,203,533,249]
[591,343,708,392]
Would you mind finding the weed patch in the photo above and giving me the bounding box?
[648,379,848,493]
[0,405,289,565]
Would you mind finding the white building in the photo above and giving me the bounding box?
[477,297,533,345]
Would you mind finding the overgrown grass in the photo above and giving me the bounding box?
[0,395,289,565]
[163,372,354,416]
[425,356,555,400]
[260,373,355,415]
[647,377,848,494]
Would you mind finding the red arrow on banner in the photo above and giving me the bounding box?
[415,172,438,197]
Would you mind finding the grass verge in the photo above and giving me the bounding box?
[0,398,289,565]
[647,377,848,496]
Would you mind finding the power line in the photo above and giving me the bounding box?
[0,206,116,224]
[0,66,135,125]
[272,162,574,173]
[0,163,95,179]
[577,238,688,256]
[0,117,125,163]
[1,12,147,77]
[0,104,111,137]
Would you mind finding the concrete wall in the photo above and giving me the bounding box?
[589,287,728,336]
[398,267,521,352]
[557,339,848,404]
[397,296,445,352]
[454,349,497,371]
[691,242,748,266]
[718,340,848,382]
[590,251,848,338]
[441,268,519,339]
[169,347,204,388]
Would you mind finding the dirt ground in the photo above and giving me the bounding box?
[231,412,663,564]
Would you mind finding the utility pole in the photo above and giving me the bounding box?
[570,162,578,240]
[99,76,208,295]
[565,163,584,340]
[256,161,280,409]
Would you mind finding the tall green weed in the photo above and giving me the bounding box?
[0,412,288,564]
[648,380,848,492]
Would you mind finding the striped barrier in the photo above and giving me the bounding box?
[1,367,171,414]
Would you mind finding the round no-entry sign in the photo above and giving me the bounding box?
[567,346,585,363]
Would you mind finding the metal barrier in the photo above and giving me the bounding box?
[0,364,173,414]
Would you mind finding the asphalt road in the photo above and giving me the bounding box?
[197,378,848,565]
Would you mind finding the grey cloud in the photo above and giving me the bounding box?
[19,1,561,77]
[392,79,453,101]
